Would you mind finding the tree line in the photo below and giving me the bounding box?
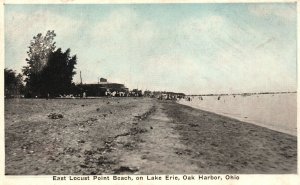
[5,31,78,98]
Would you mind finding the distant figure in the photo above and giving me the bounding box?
[83,92,86,98]
[46,93,50,100]
[218,96,221,100]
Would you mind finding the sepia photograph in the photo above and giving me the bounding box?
[3,1,297,178]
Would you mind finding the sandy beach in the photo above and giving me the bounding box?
[5,98,297,174]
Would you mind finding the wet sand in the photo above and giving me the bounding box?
[179,93,297,136]
[164,101,297,173]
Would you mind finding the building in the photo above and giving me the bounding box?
[79,79,129,97]
[100,78,107,82]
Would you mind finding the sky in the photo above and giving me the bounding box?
[5,3,297,94]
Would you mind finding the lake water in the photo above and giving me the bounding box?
[179,93,297,136]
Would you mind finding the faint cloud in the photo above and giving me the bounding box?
[255,37,275,49]
[6,10,83,43]
[179,15,227,40]
[91,8,157,44]
[248,4,296,21]
[5,10,84,72]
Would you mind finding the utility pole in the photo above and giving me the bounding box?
[80,71,82,85]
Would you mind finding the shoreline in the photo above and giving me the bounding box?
[178,93,297,137]
[163,101,297,173]
[178,100,296,137]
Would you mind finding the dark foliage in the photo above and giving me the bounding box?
[40,48,77,97]
[4,68,24,97]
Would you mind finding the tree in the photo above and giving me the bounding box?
[22,30,56,97]
[4,68,24,98]
[40,48,77,96]
[23,30,56,74]
[22,31,77,97]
